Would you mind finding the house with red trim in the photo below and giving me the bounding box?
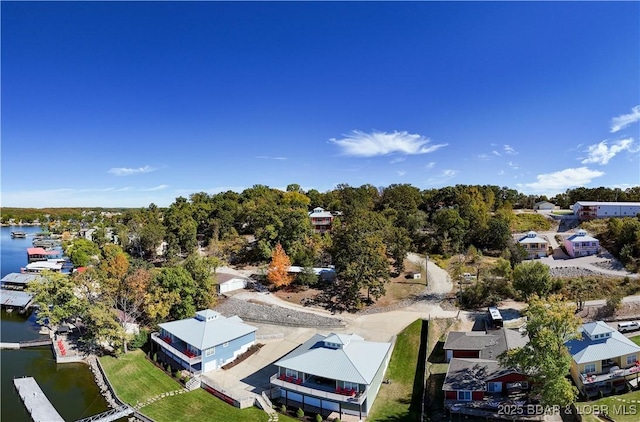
[443,328,529,404]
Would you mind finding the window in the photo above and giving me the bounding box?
[487,382,502,393]
[583,363,596,374]
[344,381,358,391]
[205,347,215,357]
[223,342,229,348]
[458,391,472,401]
[627,355,637,366]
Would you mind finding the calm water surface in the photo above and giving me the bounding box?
[1,226,110,421]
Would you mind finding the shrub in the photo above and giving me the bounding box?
[167,364,172,375]
[316,413,323,422]
[129,329,149,350]
[296,407,304,418]
[281,404,287,414]
[152,352,157,362]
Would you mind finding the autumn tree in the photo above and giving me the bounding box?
[499,295,581,407]
[267,243,294,288]
[28,271,90,328]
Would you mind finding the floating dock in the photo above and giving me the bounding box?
[13,377,65,422]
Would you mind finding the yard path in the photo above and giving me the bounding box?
[407,252,453,296]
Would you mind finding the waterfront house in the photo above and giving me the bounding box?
[563,230,599,258]
[270,333,392,419]
[21,261,63,273]
[309,207,334,234]
[565,321,640,398]
[516,231,549,259]
[443,328,529,404]
[152,309,257,374]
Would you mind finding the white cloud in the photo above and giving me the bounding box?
[330,130,447,157]
[581,138,634,165]
[518,167,605,194]
[396,170,407,176]
[508,161,519,169]
[390,156,406,164]
[425,162,436,169]
[503,145,517,155]
[426,169,458,185]
[611,105,640,133]
[108,165,156,176]
[256,156,288,160]
[141,185,169,192]
[492,150,502,156]
[498,170,505,175]
[477,154,490,160]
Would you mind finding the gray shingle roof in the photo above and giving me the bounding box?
[1,273,42,285]
[443,358,514,391]
[566,322,640,364]
[443,329,529,360]
[159,309,257,351]
[275,333,391,385]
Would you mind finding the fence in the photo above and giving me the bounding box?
[201,378,255,409]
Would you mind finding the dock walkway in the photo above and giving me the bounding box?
[13,377,65,422]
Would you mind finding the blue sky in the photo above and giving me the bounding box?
[2,1,639,208]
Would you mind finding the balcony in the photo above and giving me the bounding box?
[270,373,367,404]
[580,363,640,386]
[151,332,202,365]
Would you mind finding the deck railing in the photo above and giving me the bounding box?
[270,373,367,404]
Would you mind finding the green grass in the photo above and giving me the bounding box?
[511,213,552,232]
[368,319,424,421]
[631,335,640,346]
[576,390,640,422]
[100,350,274,422]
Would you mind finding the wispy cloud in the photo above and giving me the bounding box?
[507,161,519,169]
[108,165,156,176]
[498,170,505,175]
[503,145,517,155]
[256,156,288,160]
[581,138,634,165]
[330,130,447,157]
[477,154,491,161]
[141,184,169,192]
[425,162,436,170]
[426,169,458,185]
[396,170,407,176]
[492,150,502,156]
[611,105,640,133]
[390,156,406,164]
[518,167,605,193]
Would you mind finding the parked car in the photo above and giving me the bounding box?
[617,321,640,333]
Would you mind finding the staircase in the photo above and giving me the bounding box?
[254,392,278,421]
[185,375,201,391]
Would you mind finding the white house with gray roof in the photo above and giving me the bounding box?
[152,309,257,374]
[565,321,640,398]
[271,333,392,419]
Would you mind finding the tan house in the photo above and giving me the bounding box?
[516,231,549,259]
[565,321,640,398]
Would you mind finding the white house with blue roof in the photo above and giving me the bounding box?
[565,321,640,398]
[152,309,257,374]
[271,333,392,419]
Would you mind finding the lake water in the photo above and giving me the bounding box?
[1,226,110,421]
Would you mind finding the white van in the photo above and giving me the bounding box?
[617,321,640,333]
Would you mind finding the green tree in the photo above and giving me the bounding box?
[331,210,389,307]
[512,261,552,299]
[164,197,198,258]
[152,267,197,320]
[499,295,581,407]
[65,238,101,267]
[183,254,219,310]
[28,271,90,327]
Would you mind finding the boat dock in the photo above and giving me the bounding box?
[13,376,65,422]
[0,289,34,312]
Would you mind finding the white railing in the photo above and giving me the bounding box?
[151,332,202,364]
[270,373,367,404]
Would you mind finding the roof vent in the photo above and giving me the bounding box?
[576,229,587,236]
[527,231,537,238]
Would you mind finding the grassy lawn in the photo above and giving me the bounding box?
[368,319,424,421]
[577,390,640,422]
[511,213,552,232]
[100,349,278,422]
[630,335,640,346]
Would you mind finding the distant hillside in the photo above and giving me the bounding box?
[511,213,552,233]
